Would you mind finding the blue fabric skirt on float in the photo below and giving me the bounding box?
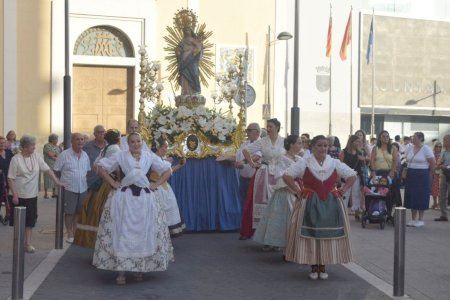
[404,168,431,210]
[169,157,242,231]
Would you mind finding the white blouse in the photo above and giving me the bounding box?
[405,144,434,170]
[98,150,170,187]
[285,154,356,181]
[245,135,285,163]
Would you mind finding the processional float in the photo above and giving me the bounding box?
[138,8,250,231]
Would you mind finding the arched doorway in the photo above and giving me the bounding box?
[72,26,135,135]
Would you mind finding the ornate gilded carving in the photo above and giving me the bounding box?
[74,26,134,57]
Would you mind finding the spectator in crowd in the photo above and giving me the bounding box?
[391,142,403,206]
[369,137,377,153]
[431,141,443,210]
[120,119,150,151]
[354,129,371,186]
[8,135,62,253]
[404,132,435,227]
[6,130,20,153]
[0,136,14,224]
[54,133,91,243]
[235,123,261,208]
[301,133,311,158]
[339,135,365,218]
[83,125,106,190]
[370,130,398,180]
[435,134,450,222]
[327,135,341,159]
[43,134,61,199]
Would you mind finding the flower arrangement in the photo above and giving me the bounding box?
[146,104,237,145]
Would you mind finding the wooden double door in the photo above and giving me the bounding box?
[73,65,134,135]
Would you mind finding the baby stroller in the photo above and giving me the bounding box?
[361,176,393,230]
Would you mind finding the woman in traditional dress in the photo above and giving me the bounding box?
[74,129,121,248]
[240,118,285,240]
[253,134,303,251]
[282,135,357,280]
[43,134,61,199]
[93,133,173,285]
[151,136,186,237]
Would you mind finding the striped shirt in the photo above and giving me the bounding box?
[54,148,91,193]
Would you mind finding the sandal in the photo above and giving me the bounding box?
[116,273,126,285]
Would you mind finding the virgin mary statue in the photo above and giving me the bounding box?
[176,28,203,95]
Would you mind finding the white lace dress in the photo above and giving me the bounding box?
[93,151,174,272]
[245,135,285,229]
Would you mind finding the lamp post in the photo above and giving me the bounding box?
[63,0,71,149]
[265,29,293,130]
[277,32,293,135]
[291,0,300,135]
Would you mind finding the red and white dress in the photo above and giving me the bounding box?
[240,135,285,238]
[284,155,356,265]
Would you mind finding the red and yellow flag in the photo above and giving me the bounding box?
[340,10,352,60]
[326,14,332,57]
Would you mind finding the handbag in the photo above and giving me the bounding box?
[402,146,422,180]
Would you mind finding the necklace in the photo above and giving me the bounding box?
[23,154,34,172]
[131,152,141,161]
[317,159,325,166]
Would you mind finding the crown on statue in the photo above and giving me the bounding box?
[173,8,198,31]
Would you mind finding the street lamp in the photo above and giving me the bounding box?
[63,0,71,149]
[275,32,293,134]
[291,0,300,135]
[404,80,441,116]
[264,27,293,125]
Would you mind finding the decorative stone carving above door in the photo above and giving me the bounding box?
[73,26,134,57]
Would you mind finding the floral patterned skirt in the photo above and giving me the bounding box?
[93,191,174,272]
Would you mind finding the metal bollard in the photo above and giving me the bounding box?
[394,207,406,297]
[12,206,26,300]
[55,186,64,249]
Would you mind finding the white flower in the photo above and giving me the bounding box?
[157,115,168,125]
[218,133,226,141]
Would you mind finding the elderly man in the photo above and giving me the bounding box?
[54,133,91,243]
[435,134,450,221]
[235,123,261,210]
[120,119,150,152]
[83,125,106,189]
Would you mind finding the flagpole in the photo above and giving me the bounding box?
[328,4,332,136]
[350,7,353,135]
[371,9,375,137]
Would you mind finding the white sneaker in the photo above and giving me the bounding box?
[319,272,329,280]
[407,220,416,227]
[66,237,74,243]
[415,221,425,227]
[309,272,319,280]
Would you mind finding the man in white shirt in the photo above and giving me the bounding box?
[120,119,150,152]
[235,123,262,208]
[54,133,91,243]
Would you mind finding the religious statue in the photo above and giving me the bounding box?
[177,28,203,95]
[165,8,214,107]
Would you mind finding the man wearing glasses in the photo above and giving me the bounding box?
[235,123,262,210]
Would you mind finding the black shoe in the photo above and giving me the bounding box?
[434,216,448,222]
[239,236,249,240]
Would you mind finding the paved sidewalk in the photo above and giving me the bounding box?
[349,208,450,300]
[0,196,57,299]
[31,233,389,300]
